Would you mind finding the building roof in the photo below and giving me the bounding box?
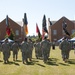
[16,21,23,27]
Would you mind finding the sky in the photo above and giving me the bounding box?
[0,0,75,36]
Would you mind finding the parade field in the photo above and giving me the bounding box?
[0,46,75,75]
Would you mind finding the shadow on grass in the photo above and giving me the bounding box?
[67,59,75,65]
[59,63,69,66]
[36,63,45,67]
[7,61,20,66]
[0,60,3,62]
[24,59,45,67]
[46,61,59,66]
[45,58,59,66]
[48,58,59,62]
[25,61,35,65]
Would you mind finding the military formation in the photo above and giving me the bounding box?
[0,35,72,64]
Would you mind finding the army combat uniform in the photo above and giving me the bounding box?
[41,39,51,63]
[2,39,11,64]
[28,40,33,61]
[20,41,29,64]
[12,41,19,61]
[59,39,71,62]
[34,42,42,59]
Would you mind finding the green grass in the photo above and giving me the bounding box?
[0,46,75,75]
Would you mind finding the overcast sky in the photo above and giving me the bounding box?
[0,0,75,35]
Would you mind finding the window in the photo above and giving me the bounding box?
[53,30,57,35]
[15,30,19,35]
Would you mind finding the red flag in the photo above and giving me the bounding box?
[6,15,11,36]
[6,26,11,36]
[36,23,42,41]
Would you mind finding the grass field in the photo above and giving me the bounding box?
[0,46,75,75]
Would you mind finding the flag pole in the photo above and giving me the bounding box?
[23,19,26,39]
[48,18,51,41]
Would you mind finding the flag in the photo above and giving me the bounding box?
[23,13,28,35]
[6,15,11,36]
[42,15,48,39]
[36,23,42,40]
[62,18,70,36]
[42,15,48,33]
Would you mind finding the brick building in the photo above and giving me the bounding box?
[48,16,75,42]
[0,16,75,42]
[0,17,22,42]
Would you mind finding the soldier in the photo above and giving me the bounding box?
[12,41,19,61]
[2,38,11,64]
[20,38,29,64]
[41,37,51,63]
[59,37,71,62]
[0,42,2,51]
[73,42,75,54]
[46,39,52,59]
[34,40,42,59]
[0,42,2,59]
[52,41,55,50]
[28,39,33,61]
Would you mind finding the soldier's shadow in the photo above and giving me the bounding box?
[25,61,35,65]
[7,61,20,66]
[46,58,59,66]
[67,59,75,64]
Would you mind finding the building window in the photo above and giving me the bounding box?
[71,29,75,34]
[15,30,19,35]
[53,30,57,35]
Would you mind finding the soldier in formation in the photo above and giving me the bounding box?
[11,41,19,61]
[34,40,42,59]
[2,38,11,64]
[28,39,33,61]
[41,37,52,63]
[59,37,71,62]
[20,38,29,64]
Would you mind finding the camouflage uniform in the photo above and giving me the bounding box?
[59,39,71,62]
[0,43,2,52]
[34,42,42,59]
[46,40,52,59]
[20,41,29,64]
[2,39,11,63]
[28,40,33,61]
[41,39,51,63]
[12,42,19,61]
[0,43,2,58]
